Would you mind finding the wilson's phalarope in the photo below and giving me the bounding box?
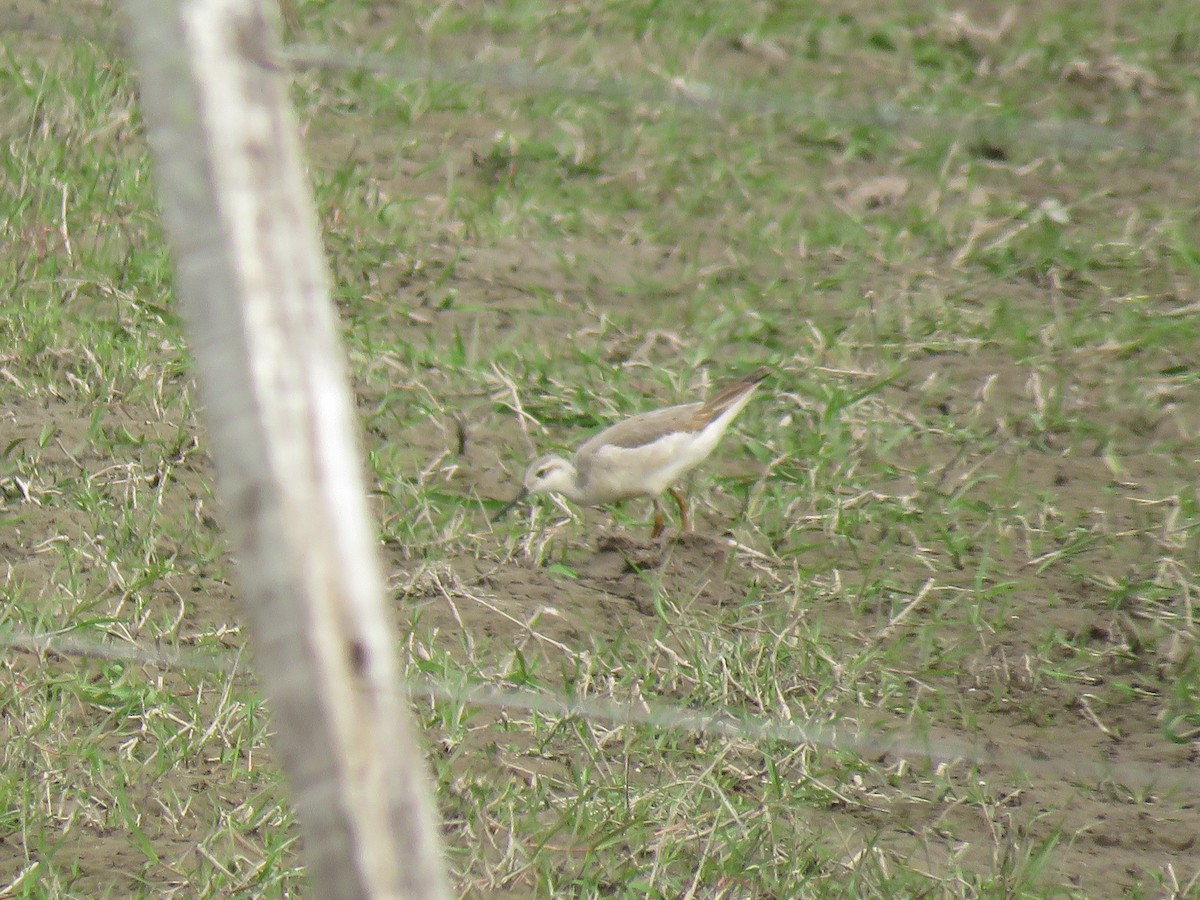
[495,368,768,537]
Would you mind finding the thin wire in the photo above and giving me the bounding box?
[3,627,1196,795]
[0,12,1193,159]
[281,43,1192,158]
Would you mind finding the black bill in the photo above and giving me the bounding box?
[491,488,528,522]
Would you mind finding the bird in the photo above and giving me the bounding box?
[494,368,768,538]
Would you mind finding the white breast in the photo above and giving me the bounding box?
[578,398,747,505]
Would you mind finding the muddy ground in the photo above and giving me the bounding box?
[3,0,1200,896]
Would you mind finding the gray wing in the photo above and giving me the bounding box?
[575,402,703,459]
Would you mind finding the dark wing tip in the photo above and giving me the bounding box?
[688,366,771,429]
[745,366,771,385]
[718,366,771,400]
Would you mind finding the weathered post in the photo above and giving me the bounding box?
[122,1,449,896]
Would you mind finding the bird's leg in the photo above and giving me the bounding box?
[650,497,666,540]
[668,487,690,532]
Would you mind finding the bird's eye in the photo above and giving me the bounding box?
[535,466,550,479]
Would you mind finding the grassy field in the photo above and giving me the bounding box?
[3,0,1200,896]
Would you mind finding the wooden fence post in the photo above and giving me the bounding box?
[121,1,450,896]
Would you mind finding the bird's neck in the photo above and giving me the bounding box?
[556,463,588,503]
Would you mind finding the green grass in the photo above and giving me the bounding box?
[3,0,1200,896]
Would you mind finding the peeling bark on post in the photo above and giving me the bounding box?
[121,1,449,896]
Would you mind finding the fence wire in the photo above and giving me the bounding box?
[2,11,1196,160]
[3,627,1197,797]
[281,43,1194,159]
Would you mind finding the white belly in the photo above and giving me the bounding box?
[579,418,731,505]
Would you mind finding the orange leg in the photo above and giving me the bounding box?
[668,487,690,532]
[650,498,666,539]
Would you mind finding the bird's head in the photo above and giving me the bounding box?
[521,454,576,497]
[492,454,577,523]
